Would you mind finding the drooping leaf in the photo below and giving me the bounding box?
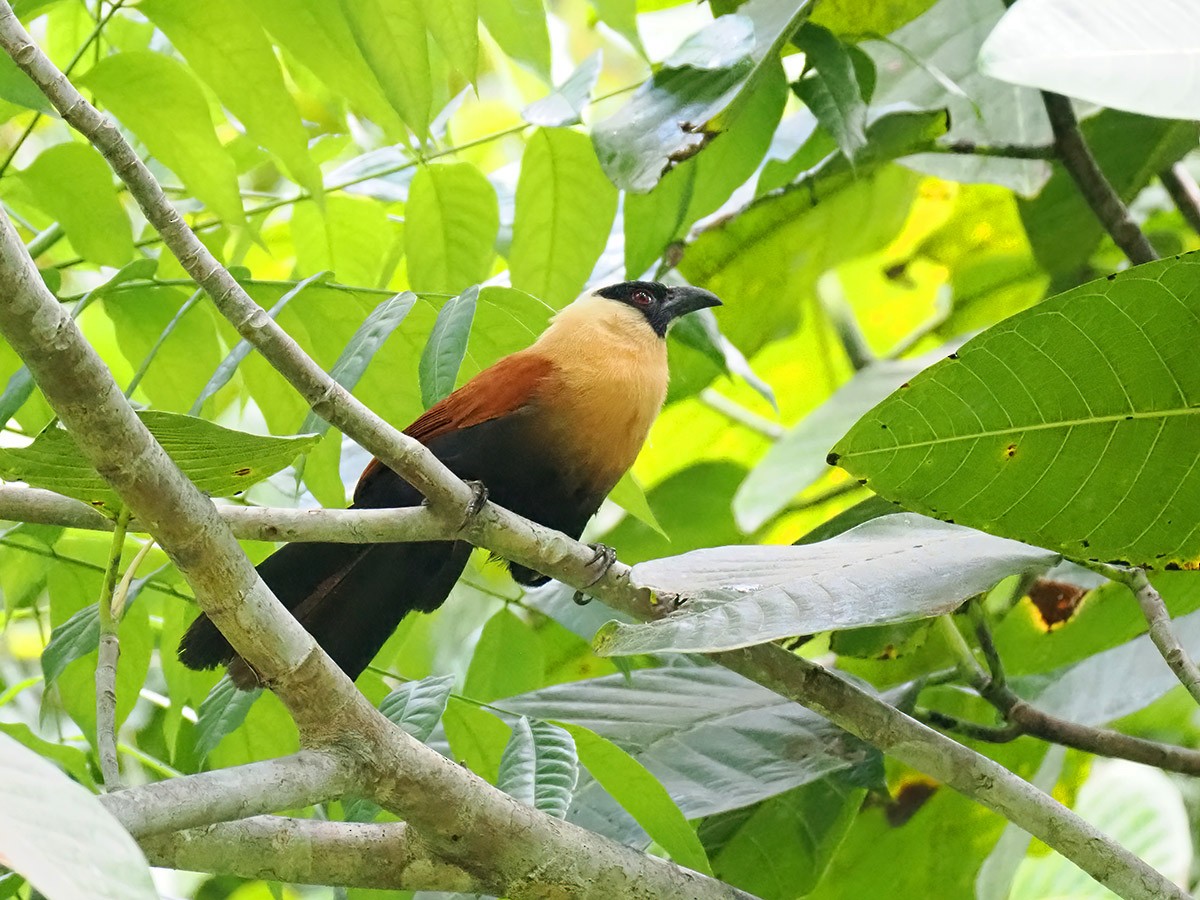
[421,0,479,82]
[40,602,99,687]
[81,52,245,226]
[980,0,1200,121]
[593,0,813,192]
[497,717,579,818]
[419,285,479,408]
[562,721,712,874]
[340,0,432,139]
[791,23,868,161]
[504,666,876,844]
[140,0,323,197]
[463,608,545,703]
[594,514,1059,656]
[607,470,667,537]
[405,163,499,292]
[0,411,319,516]
[245,0,406,139]
[523,52,603,127]
[510,128,619,307]
[833,254,1200,568]
[588,0,645,56]
[478,0,551,80]
[379,673,455,742]
[0,734,158,900]
[865,0,1053,196]
[20,143,132,267]
[734,357,930,532]
[194,676,262,762]
[299,291,419,437]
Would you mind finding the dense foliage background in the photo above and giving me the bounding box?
[2,0,1200,897]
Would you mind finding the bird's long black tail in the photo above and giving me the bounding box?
[178,537,471,686]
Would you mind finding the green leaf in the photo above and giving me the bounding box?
[734,358,928,532]
[0,51,53,113]
[980,0,1200,121]
[561,721,712,874]
[292,196,399,289]
[195,676,262,762]
[506,666,875,841]
[593,0,812,192]
[81,52,244,226]
[497,717,578,818]
[191,271,331,415]
[866,0,1052,195]
[0,410,319,516]
[1019,111,1199,277]
[41,602,99,687]
[405,162,499,292]
[0,722,96,791]
[21,143,131,267]
[523,53,603,128]
[595,514,1059,656]
[140,0,323,197]
[246,0,407,139]
[589,0,644,55]
[478,0,550,80]
[464,608,545,702]
[792,23,868,161]
[607,470,667,537]
[107,286,212,410]
[421,0,478,82]
[833,253,1200,568]
[704,775,865,898]
[810,0,936,37]
[0,733,158,900]
[379,673,455,741]
[341,0,432,139]
[419,285,479,408]
[299,291,419,437]
[510,128,619,307]
[442,698,511,783]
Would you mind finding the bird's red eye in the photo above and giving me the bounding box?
[631,289,653,307]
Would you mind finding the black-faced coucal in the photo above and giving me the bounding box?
[179,281,721,686]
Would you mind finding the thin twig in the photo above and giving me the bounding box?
[96,505,130,791]
[1040,92,1158,265]
[914,708,1023,743]
[1160,162,1200,237]
[933,140,1057,161]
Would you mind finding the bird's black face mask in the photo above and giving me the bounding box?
[596,281,722,337]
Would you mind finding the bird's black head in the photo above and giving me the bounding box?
[595,281,722,337]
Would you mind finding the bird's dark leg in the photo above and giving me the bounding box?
[572,542,617,605]
[461,480,489,526]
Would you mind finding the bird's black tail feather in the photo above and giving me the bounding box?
[178,537,471,686]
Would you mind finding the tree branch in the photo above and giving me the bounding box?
[139,817,481,893]
[934,140,1057,160]
[1160,162,1200,237]
[1040,92,1158,265]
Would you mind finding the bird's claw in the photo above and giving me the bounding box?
[571,544,616,606]
[462,480,489,524]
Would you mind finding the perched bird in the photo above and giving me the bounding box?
[179,281,721,687]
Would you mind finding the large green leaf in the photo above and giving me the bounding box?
[0,50,53,112]
[1019,111,1200,277]
[0,410,318,516]
[792,23,868,162]
[421,0,478,82]
[478,0,550,80]
[341,0,432,138]
[405,162,498,292]
[865,0,1053,196]
[20,143,132,267]
[980,0,1200,121]
[592,0,812,192]
[379,673,455,742]
[0,734,158,900]
[833,254,1200,568]
[245,0,406,139]
[510,128,618,307]
[291,195,400,289]
[463,607,544,703]
[809,0,936,36]
[497,717,578,818]
[594,514,1058,656]
[140,0,322,197]
[81,52,244,226]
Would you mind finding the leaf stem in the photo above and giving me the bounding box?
[1160,162,1200,237]
[96,504,130,792]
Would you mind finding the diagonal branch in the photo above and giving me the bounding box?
[1040,92,1158,265]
